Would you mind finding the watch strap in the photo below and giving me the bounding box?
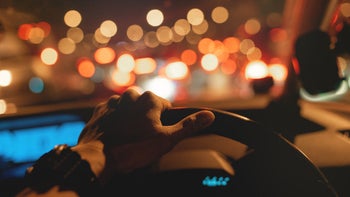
[25,144,101,196]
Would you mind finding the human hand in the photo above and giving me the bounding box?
[72,89,215,183]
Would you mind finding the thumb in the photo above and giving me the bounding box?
[166,110,215,142]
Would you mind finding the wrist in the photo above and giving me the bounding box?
[71,140,106,180]
[25,144,102,196]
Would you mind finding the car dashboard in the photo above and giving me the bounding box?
[0,103,94,196]
[0,101,249,196]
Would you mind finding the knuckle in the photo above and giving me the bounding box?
[119,89,140,105]
[140,91,156,100]
[138,91,158,105]
[107,95,120,108]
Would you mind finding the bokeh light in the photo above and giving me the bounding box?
[77,59,95,78]
[223,37,240,54]
[244,18,261,35]
[100,20,118,38]
[146,9,164,27]
[201,54,219,71]
[192,19,209,35]
[29,77,44,93]
[67,27,84,43]
[246,47,262,61]
[171,28,185,42]
[58,38,76,54]
[174,19,191,36]
[156,26,173,44]
[181,49,197,66]
[211,6,229,24]
[64,10,82,27]
[41,48,58,65]
[187,8,204,25]
[240,39,255,54]
[198,37,214,54]
[36,21,51,37]
[134,58,157,74]
[28,27,45,44]
[0,70,12,87]
[245,60,268,79]
[143,77,176,100]
[4,1,294,106]
[94,47,116,64]
[165,61,189,80]
[0,100,6,114]
[116,54,135,73]
[144,31,159,48]
[111,69,135,86]
[18,24,32,40]
[221,59,237,75]
[127,24,143,41]
[269,63,288,82]
[212,40,229,62]
[94,28,111,44]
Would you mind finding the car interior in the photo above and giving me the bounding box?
[1,0,350,196]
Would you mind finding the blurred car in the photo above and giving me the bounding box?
[1,0,350,196]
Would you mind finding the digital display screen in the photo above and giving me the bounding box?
[0,113,85,179]
[202,176,231,187]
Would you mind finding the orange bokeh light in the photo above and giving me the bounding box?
[223,37,240,53]
[18,22,51,41]
[94,47,116,64]
[18,24,33,40]
[198,37,214,54]
[36,21,51,37]
[212,40,229,62]
[77,59,95,78]
[180,49,197,66]
[221,58,237,75]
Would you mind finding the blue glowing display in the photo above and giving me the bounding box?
[202,176,230,187]
[0,114,85,164]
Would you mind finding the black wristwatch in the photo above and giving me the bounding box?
[25,144,101,196]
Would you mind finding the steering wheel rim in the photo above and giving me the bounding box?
[106,107,338,196]
[158,107,338,197]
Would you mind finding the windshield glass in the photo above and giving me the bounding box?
[1,0,348,113]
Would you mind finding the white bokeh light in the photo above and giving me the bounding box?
[142,77,176,100]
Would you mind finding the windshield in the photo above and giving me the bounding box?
[0,0,348,114]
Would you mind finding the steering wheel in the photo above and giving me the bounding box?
[107,107,339,197]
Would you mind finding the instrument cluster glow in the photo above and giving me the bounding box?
[202,176,231,187]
